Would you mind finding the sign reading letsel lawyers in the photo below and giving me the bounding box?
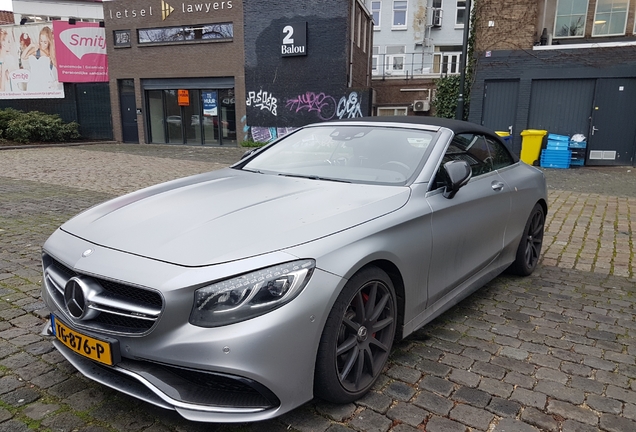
[281,22,307,57]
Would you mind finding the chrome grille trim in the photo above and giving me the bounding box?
[43,254,164,336]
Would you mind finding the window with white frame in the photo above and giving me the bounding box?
[356,7,362,47]
[554,0,589,37]
[392,1,407,28]
[363,19,368,52]
[456,1,466,26]
[433,52,462,74]
[593,0,629,36]
[432,0,442,8]
[377,107,408,116]
[372,46,380,75]
[385,45,406,74]
[371,1,381,27]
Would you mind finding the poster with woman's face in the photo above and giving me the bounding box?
[0,23,64,99]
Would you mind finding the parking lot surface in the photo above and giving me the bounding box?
[0,143,635,432]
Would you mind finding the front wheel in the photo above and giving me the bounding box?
[314,267,397,403]
[507,203,545,276]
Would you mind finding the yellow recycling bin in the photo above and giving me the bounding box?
[520,129,547,166]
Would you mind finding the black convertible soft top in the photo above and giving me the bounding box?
[330,116,519,162]
[339,116,496,136]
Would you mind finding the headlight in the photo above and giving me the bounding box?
[190,259,315,327]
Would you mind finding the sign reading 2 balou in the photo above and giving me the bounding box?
[281,22,307,57]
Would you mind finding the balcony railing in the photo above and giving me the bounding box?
[372,52,462,79]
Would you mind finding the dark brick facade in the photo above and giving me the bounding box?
[243,0,372,129]
[469,0,636,165]
[372,78,435,116]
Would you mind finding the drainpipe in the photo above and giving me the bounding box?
[454,0,471,120]
[542,0,548,34]
[349,0,355,88]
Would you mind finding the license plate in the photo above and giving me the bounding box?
[51,315,114,366]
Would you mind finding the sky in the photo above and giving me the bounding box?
[0,0,11,12]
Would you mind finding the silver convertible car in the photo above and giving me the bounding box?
[40,117,547,422]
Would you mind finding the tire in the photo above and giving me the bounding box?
[507,203,545,276]
[314,266,397,403]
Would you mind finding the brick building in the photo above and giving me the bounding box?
[105,0,373,145]
[469,0,636,166]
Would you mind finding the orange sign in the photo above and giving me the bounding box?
[178,89,190,106]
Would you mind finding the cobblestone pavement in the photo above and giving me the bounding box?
[0,144,635,432]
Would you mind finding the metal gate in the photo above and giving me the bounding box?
[587,78,636,166]
[481,80,519,135]
[528,79,595,137]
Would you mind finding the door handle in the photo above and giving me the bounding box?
[491,181,504,191]
[591,126,598,136]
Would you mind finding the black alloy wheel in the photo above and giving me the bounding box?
[508,203,545,276]
[314,266,397,403]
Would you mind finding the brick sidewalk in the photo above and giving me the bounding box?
[0,145,635,432]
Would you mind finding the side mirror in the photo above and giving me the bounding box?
[442,160,472,199]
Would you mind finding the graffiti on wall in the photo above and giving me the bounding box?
[246,90,278,116]
[336,92,362,119]
[245,88,369,139]
[285,92,337,120]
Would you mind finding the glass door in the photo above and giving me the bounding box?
[184,90,201,145]
[164,90,183,144]
[147,90,165,143]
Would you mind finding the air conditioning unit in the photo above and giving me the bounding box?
[413,100,430,112]
[432,8,443,27]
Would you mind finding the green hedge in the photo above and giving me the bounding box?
[0,108,80,144]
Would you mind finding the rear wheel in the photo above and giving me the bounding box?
[508,203,545,276]
[314,267,397,403]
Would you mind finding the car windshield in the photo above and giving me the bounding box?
[239,125,436,185]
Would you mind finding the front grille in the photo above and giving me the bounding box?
[43,253,164,335]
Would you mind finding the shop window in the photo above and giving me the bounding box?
[114,30,131,48]
[138,23,233,45]
[593,0,628,36]
[554,0,589,37]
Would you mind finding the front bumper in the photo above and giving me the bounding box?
[41,229,345,422]
[42,321,282,422]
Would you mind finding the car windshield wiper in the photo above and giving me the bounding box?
[278,173,351,183]
[241,168,265,174]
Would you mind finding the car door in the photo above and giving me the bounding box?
[425,133,512,307]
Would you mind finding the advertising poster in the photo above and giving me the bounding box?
[0,23,64,99]
[203,91,218,116]
[53,21,108,83]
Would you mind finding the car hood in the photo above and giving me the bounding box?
[61,169,410,266]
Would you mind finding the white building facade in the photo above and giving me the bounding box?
[11,0,103,24]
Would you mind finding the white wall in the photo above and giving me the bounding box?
[12,0,104,23]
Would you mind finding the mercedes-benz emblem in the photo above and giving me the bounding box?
[64,277,101,320]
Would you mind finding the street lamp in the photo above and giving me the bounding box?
[455,0,472,120]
